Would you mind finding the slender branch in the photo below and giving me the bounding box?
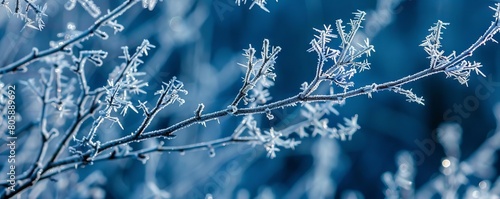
[36,67,454,170]
[45,95,101,167]
[0,0,140,75]
[133,86,170,138]
[230,40,281,107]
[14,0,19,13]
[158,136,259,153]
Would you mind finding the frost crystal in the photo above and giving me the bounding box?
[65,0,101,18]
[303,11,374,94]
[390,86,425,105]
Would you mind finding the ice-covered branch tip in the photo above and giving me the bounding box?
[308,25,340,64]
[194,103,205,119]
[231,115,302,159]
[420,21,487,87]
[1,0,48,30]
[382,151,416,199]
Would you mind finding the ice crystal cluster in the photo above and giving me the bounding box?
[235,0,279,12]
[0,1,499,198]
[1,0,47,30]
